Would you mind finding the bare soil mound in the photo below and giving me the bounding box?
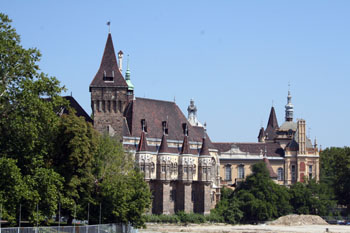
[269,214,328,226]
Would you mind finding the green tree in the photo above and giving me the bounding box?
[52,111,98,224]
[211,187,243,224]
[0,13,66,225]
[0,158,27,225]
[234,162,291,223]
[91,134,151,228]
[289,179,336,216]
[320,147,350,211]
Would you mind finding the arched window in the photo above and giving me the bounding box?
[277,167,284,181]
[225,165,231,181]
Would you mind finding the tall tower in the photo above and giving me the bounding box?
[285,88,294,122]
[89,33,129,136]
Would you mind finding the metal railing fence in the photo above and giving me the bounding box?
[0,224,137,233]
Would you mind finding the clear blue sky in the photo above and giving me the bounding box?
[3,1,350,148]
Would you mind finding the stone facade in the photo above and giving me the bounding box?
[88,32,320,215]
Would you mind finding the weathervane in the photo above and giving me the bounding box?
[107,21,111,33]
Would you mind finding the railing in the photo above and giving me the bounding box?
[0,224,137,233]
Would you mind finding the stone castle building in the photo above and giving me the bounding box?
[86,32,319,214]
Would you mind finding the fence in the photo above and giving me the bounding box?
[0,224,137,233]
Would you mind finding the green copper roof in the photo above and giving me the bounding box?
[125,57,134,90]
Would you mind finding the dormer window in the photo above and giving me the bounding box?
[103,70,114,82]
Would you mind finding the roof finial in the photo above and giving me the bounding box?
[107,21,111,33]
[285,83,294,122]
[272,100,274,107]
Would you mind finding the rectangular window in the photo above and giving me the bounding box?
[278,168,284,181]
[161,166,166,173]
[291,165,296,181]
[238,165,245,179]
[225,166,231,181]
[184,167,188,173]
[203,167,207,174]
[309,165,313,180]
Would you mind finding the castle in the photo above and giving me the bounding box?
[85,32,319,214]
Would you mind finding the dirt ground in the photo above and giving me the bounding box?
[140,223,350,233]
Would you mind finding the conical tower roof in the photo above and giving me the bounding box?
[158,134,169,153]
[90,33,128,90]
[265,107,279,140]
[181,135,190,154]
[199,137,210,156]
[137,131,149,152]
[263,157,277,178]
[258,127,265,142]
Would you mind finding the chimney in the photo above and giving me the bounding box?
[297,119,306,155]
[118,50,123,72]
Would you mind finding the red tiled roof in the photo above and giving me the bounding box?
[213,142,284,157]
[90,33,128,89]
[124,97,214,148]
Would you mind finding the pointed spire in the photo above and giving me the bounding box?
[90,33,128,90]
[258,127,265,142]
[263,156,278,178]
[159,121,169,153]
[137,131,149,152]
[181,135,190,154]
[158,134,169,153]
[125,55,134,91]
[285,85,294,122]
[181,123,190,154]
[265,107,278,141]
[199,137,210,156]
[267,106,279,129]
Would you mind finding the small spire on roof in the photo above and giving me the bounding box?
[199,137,209,156]
[285,83,294,122]
[125,55,134,91]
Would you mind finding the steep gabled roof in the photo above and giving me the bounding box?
[90,33,128,90]
[61,96,93,123]
[265,107,279,140]
[124,97,215,149]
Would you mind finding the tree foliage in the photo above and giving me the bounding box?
[91,134,151,228]
[0,13,151,227]
[320,147,350,210]
[234,162,292,223]
[289,179,336,216]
